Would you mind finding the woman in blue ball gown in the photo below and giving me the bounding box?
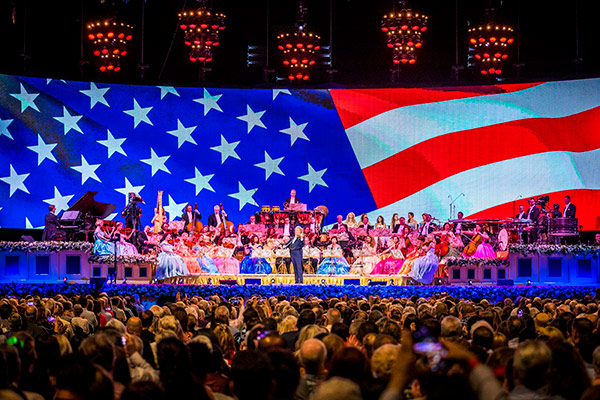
[156,234,189,280]
[317,237,350,275]
[240,236,272,274]
[93,220,115,256]
[408,237,440,284]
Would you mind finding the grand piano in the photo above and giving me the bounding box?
[59,191,116,241]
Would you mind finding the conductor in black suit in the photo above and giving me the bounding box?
[563,196,576,218]
[331,215,348,231]
[285,226,305,284]
[42,205,61,241]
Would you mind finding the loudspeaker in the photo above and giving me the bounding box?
[245,278,261,285]
[368,281,386,286]
[497,279,514,286]
[344,279,360,285]
[220,279,237,285]
[21,235,35,242]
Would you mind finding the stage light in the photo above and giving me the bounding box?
[468,18,514,77]
[382,4,428,67]
[178,2,226,64]
[526,279,531,285]
[468,279,473,285]
[87,19,133,73]
[277,1,321,82]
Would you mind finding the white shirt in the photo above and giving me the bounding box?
[421,222,430,235]
[215,213,222,226]
[517,212,525,219]
[563,203,571,217]
[187,211,193,222]
[290,197,296,204]
[284,224,290,236]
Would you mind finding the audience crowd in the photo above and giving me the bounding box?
[1,290,600,400]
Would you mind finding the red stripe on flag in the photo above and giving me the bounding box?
[362,106,600,209]
[329,82,544,129]
[467,189,600,230]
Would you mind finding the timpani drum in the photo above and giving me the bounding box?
[549,217,578,236]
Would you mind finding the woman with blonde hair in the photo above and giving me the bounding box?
[278,315,298,334]
[345,212,358,228]
[212,323,236,365]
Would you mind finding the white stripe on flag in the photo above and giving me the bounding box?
[365,148,600,221]
[347,78,600,169]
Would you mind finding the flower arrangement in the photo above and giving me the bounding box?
[509,244,600,257]
[0,241,94,253]
[0,282,594,301]
[88,254,158,264]
[445,257,509,267]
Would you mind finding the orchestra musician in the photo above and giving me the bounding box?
[284,189,301,209]
[359,215,373,232]
[392,217,406,234]
[284,226,305,284]
[122,192,143,231]
[419,214,435,237]
[181,204,201,232]
[515,205,526,219]
[594,233,600,245]
[406,212,418,230]
[207,205,227,228]
[551,204,562,218]
[248,214,257,224]
[332,215,348,231]
[563,196,576,218]
[525,198,540,243]
[42,205,61,241]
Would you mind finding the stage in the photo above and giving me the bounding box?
[1,241,600,288]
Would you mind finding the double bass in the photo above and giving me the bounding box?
[217,203,234,235]
[186,203,203,233]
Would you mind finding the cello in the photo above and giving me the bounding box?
[463,232,482,257]
[435,232,450,257]
[217,203,234,235]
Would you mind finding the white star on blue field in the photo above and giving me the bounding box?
[0,74,376,228]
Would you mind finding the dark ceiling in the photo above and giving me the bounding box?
[0,0,599,87]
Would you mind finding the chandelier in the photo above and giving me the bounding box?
[468,19,514,76]
[276,1,320,81]
[381,2,428,65]
[178,3,226,63]
[87,20,133,72]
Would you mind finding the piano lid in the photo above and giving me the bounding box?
[66,191,117,219]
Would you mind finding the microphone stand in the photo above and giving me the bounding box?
[448,193,464,220]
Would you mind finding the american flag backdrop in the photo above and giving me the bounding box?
[0,74,599,230]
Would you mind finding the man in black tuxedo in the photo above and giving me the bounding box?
[392,217,406,233]
[563,196,576,218]
[331,215,348,231]
[515,205,526,219]
[419,214,435,237]
[284,189,301,209]
[525,198,540,243]
[181,204,201,232]
[207,205,227,228]
[42,205,61,241]
[285,226,305,284]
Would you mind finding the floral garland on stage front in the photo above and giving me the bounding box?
[445,257,509,267]
[0,241,94,253]
[88,254,158,265]
[509,244,600,257]
[0,282,595,301]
